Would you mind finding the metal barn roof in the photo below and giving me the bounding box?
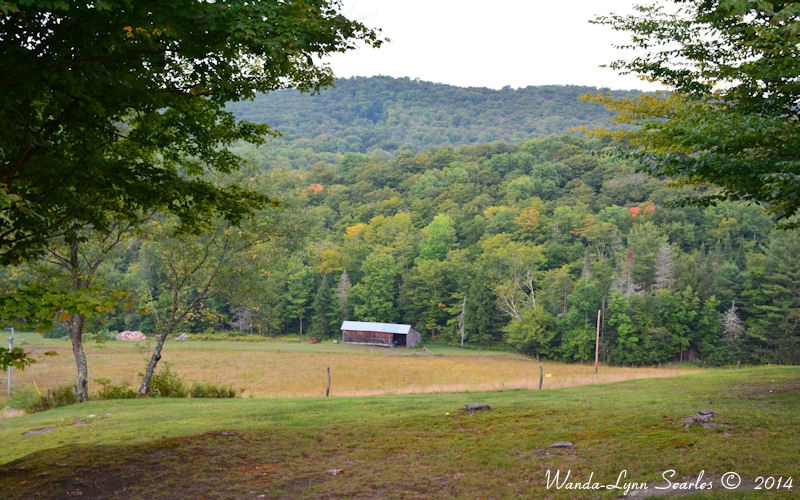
[340,321,413,334]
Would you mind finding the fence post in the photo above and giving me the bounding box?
[325,367,331,397]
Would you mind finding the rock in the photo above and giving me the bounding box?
[462,403,491,414]
[116,330,147,341]
[683,410,716,429]
[548,441,575,448]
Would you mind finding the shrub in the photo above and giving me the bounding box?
[88,328,116,343]
[11,385,77,413]
[189,332,266,342]
[149,363,188,398]
[190,381,240,398]
[95,378,137,400]
[9,386,39,410]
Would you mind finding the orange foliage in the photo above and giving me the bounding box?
[630,202,656,218]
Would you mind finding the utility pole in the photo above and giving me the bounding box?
[7,327,14,395]
[594,310,601,374]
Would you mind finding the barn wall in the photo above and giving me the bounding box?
[342,330,393,347]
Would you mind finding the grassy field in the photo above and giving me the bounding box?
[2,331,692,399]
[0,334,798,498]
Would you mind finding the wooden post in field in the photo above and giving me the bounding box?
[325,367,331,397]
[594,309,601,374]
[538,365,543,390]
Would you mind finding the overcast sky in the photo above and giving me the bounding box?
[325,0,661,91]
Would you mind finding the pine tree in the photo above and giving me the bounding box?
[310,275,339,338]
[744,230,800,364]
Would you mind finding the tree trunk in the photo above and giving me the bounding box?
[138,329,169,397]
[458,296,467,347]
[69,313,89,402]
[139,282,210,396]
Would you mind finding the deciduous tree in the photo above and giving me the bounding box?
[0,0,383,263]
[351,251,401,323]
[588,1,800,223]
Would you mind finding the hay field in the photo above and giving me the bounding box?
[5,332,695,399]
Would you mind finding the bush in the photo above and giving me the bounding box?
[149,363,188,398]
[87,328,116,343]
[49,385,78,408]
[9,386,39,410]
[190,381,240,398]
[11,385,77,413]
[189,332,267,342]
[95,378,137,400]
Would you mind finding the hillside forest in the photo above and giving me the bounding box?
[4,77,798,366]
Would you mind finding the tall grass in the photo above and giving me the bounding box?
[3,332,693,402]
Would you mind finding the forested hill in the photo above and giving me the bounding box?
[227,76,639,156]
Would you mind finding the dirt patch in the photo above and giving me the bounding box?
[0,408,25,419]
[22,427,56,436]
[728,380,800,397]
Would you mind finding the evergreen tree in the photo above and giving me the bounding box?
[464,270,505,346]
[744,230,800,364]
[310,275,339,339]
[607,292,635,365]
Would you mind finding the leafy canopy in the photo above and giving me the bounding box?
[586,1,800,224]
[0,346,34,371]
[0,0,383,263]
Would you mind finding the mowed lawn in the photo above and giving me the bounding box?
[4,332,693,399]
[0,365,798,498]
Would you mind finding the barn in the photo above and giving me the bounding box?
[340,321,422,348]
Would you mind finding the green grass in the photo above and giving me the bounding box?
[1,366,797,498]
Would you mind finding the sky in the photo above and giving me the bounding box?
[325,0,662,91]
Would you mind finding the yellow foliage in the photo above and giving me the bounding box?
[514,207,542,232]
[315,247,344,275]
[345,223,367,236]
[482,205,512,219]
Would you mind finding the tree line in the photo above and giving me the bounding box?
[6,135,796,365]
[225,76,642,165]
[2,0,798,401]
